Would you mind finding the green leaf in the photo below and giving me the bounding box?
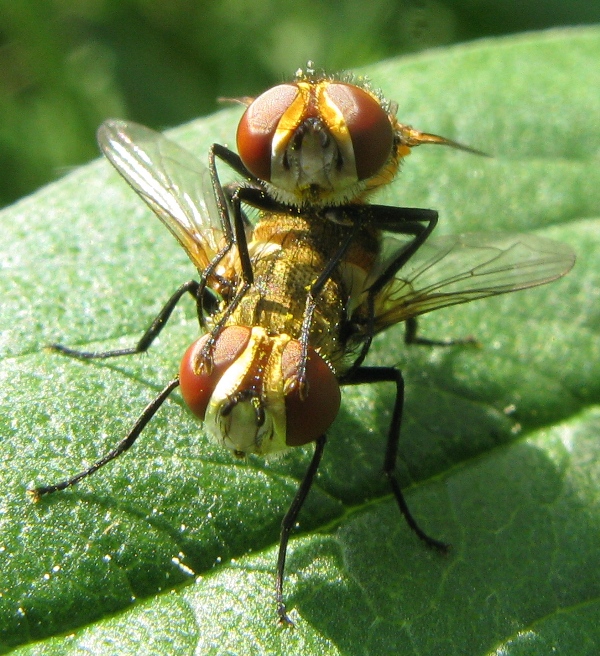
[2,26,599,655]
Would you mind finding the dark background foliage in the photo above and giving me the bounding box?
[1,0,599,208]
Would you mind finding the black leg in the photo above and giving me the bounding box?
[342,366,449,552]
[294,227,360,395]
[404,317,479,347]
[49,281,200,360]
[210,142,257,189]
[30,378,180,500]
[263,204,438,394]
[191,150,261,373]
[276,434,327,625]
[346,212,439,374]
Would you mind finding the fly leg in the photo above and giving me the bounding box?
[347,206,439,373]
[189,181,299,376]
[404,316,479,347]
[342,366,449,552]
[47,147,252,364]
[276,434,326,625]
[297,205,439,393]
[186,145,259,373]
[29,378,180,499]
[49,280,202,360]
[192,146,295,373]
[294,227,360,397]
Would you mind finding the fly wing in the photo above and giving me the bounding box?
[367,232,575,332]
[97,119,228,272]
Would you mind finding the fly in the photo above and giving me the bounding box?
[30,64,575,625]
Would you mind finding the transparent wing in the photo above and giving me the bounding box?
[367,232,575,331]
[98,119,228,271]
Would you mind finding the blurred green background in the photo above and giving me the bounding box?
[1,0,598,208]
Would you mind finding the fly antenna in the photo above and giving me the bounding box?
[399,125,490,157]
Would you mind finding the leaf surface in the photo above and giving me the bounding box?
[1,27,599,656]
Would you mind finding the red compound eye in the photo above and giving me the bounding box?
[237,84,300,182]
[281,340,341,446]
[179,326,251,419]
[325,82,394,181]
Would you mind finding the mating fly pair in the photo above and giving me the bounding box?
[31,65,574,623]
